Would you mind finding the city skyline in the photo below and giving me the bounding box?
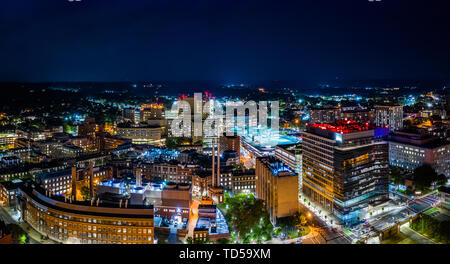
[1,0,450,253]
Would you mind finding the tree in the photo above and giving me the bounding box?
[215,238,230,244]
[413,165,438,191]
[157,237,168,244]
[300,214,307,226]
[436,174,447,187]
[413,164,447,191]
[278,216,296,234]
[166,137,192,149]
[223,195,274,242]
[389,166,404,186]
[20,234,27,244]
[193,139,204,145]
[7,224,26,244]
[165,137,179,150]
[410,214,450,243]
[278,211,309,237]
[80,186,91,201]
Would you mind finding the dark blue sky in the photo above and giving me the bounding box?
[1,0,449,82]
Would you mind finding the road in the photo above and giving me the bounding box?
[400,224,436,244]
[183,199,200,243]
[407,192,439,214]
[298,202,352,244]
[0,206,56,244]
[300,229,324,244]
[367,205,412,231]
[297,189,444,244]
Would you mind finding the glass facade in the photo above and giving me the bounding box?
[302,122,389,224]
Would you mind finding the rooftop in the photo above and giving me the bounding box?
[308,120,376,134]
[275,143,302,153]
[37,168,72,180]
[389,131,450,149]
[257,157,296,177]
[19,182,154,219]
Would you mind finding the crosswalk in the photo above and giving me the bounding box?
[407,194,439,213]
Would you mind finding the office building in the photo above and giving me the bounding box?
[256,157,298,224]
[309,107,341,124]
[221,135,241,156]
[140,103,163,122]
[389,130,450,177]
[123,108,140,124]
[116,124,162,145]
[275,143,302,188]
[302,120,389,224]
[375,104,403,132]
[341,109,375,124]
[19,182,154,244]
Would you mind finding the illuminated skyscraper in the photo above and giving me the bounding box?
[375,104,403,132]
[302,120,389,224]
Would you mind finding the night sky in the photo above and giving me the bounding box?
[1,0,449,82]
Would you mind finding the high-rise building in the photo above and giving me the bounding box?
[140,104,163,122]
[341,109,375,124]
[256,157,298,224]
[302,120,389,224]
[221,134,240,156]
[123,108,140,124]
[375,104,403,132]
[308,107,341,124]
[208,138,224,203]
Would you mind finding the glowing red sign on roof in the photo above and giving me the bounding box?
[310,120,373,134]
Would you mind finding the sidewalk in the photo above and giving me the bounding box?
[298,193,340,228]
[1,206,56,244]
[298,193,356,244]
[400,223,436,244]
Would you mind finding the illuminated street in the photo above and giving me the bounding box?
[0,207,56,244]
